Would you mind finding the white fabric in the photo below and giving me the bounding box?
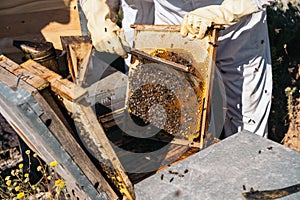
[80,0,129,57]
[120,0,272,138]
[180,0,260,39]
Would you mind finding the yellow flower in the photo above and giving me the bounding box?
[6,180,11,186]
[5,176,10,180]
[15,186,21,192]
[25,150,30,155]
[33,153,37,158]
[55,179,65,188]
[11,170,15,176]
[49,161,58,167]
[17,192,25,199]
[24,173,29,178]
[47,175,52,180]
[37,166,42,171]
[18,163,24,169]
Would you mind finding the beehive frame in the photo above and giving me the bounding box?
[126,25,218,148]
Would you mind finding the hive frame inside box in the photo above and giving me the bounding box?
[126,25,218,149]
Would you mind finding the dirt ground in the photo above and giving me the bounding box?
[282,98,300,152]
[0,114,22,172]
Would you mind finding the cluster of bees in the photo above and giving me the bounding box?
[127,50,206,140]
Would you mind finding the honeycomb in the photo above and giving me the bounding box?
[127,50,206,140]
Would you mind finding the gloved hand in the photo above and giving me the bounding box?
[180,0,274,39]
[81,0,129,58]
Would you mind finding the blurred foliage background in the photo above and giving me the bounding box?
[267,0,300,142]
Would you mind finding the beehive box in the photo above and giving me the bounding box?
[126,25,218,146]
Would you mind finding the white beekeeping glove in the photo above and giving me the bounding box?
[180,0,274,39]
[80,0,129,58]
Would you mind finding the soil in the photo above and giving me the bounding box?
[0,113,22,172]
[282,98,300,151]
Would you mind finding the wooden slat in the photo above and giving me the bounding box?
[36,90,118,200]
[20,59,87,102]
[67,42,93,85]
[60,36,92,83]
[62,98,135,200]
[0,55,49,90]
[77,44,92,86]
[68,44,78,82]
[199,29,218,148]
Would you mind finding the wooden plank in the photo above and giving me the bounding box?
[68,44,78,82]
[0,67,118,200]
[18,58,135,200]
[67,42,93,85]
[20,59,87,102]
[35,91,118,200]
[62,98,135,200]
[60,36,92,84]
[199,29,218,148]
[0,55,49,90]
[77,44,92,86]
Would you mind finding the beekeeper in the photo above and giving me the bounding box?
[80,0,274,138]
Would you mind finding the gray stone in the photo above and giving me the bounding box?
[135,131,300,200]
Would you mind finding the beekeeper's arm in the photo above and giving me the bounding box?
[180,0,274,39]
[80,0,129,58]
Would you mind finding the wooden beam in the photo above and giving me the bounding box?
[18,59,135,200]
[35,91,118,200]
[20,59,87,102]
[50,94,135,200]
[0,55,49,91]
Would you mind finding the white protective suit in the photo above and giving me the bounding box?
[82,0,273,138]
[121,0,272,138]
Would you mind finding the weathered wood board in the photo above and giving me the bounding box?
[20,59,87,102]
[18,59,135,200]
[60,36,92,84]
[0,68,117,200]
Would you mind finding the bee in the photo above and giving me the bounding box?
[160,174,164,180]
[242,185,246,190]
[267,146,273,150]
